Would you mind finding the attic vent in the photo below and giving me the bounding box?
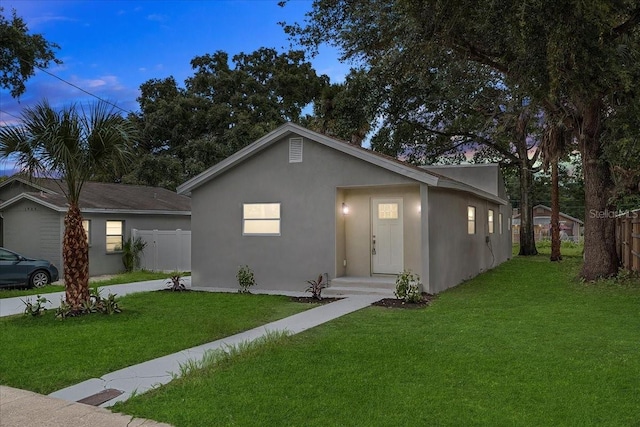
[289,138,303,163]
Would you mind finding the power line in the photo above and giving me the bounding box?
[18,56,135,116]
[0,108,22,120]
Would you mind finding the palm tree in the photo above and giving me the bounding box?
[0,100,136,309]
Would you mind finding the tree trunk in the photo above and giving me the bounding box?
[550,156,562,261]
[578,101,618,280]
[63,203,90,308]
[518,161,538,255]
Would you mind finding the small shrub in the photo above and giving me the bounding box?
[122,236,148,272]
[54,289,122,319]
[166,274,187,291]
[101,292,122,314]
[237,265,257,293]
[306,273,328,300]
[395,270,423,303]
[22,295,49,317]
[55,299,72,320]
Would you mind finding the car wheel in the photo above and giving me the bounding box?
[30,270,50,288]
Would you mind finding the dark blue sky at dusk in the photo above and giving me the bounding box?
[0,0,346,124]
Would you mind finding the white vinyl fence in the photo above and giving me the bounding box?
[132,229,191,272]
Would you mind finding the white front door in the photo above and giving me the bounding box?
[371,198,404,274]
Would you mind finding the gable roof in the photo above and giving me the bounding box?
[177,122,508,206]
[0,177,191,215]
[513,204,584,224]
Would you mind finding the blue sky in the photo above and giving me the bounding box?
[0,0,347,126]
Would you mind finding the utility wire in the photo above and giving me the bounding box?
[0,108,22,120]
[18,56,135,116]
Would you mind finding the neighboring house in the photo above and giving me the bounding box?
[512,204,583,243]
[177,123,512,294]
[0,176,191,276]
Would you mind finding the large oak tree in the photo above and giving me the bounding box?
[285,0,640,279]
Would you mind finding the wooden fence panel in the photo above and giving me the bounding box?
[617,209,640,273]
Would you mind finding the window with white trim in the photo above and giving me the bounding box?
[243,203,281,235]
[468,206,476,235]
[488,209,495,234]
[106,220,124,253]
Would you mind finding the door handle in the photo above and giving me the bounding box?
[372,235,376,255]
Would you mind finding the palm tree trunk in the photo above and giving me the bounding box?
[63,203,90,308]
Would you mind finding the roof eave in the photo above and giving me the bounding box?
[177,122,441,194]
[437,179,509,206]
[0,193,66,212]
[81,209,191,216]
[0,176,58,195]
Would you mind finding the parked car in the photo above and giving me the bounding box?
[0,247,59,288]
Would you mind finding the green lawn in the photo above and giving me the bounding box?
[0,270,185,299]
[115,255,640,426]
[0,292,310,394]
[513,239,584,257]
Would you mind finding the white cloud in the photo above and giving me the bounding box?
[147,14,168,23]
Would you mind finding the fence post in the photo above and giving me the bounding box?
[624,217,632,269]
[633,214,640,273]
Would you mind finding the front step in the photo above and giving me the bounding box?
[324,276,397,297]
[323,286,395,297]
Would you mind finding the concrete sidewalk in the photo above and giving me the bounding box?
[3,289,382,426]
[0,386,171,426]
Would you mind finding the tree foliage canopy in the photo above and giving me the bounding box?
[285,0,640,278]
[0,7,61,98]
[125,48,329,189]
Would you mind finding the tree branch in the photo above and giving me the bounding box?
[611,8,640,38]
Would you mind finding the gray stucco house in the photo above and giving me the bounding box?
[178,122,512,294]
[0,176,191,276]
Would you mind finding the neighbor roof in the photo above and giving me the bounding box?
[0,177,191,214]
[513,204,583,224]
[177,122,508,205]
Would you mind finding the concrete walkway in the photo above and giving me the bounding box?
[2,280,383,425]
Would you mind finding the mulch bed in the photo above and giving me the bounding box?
[371,293,436,309]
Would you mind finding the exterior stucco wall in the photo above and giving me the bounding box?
[340,185,421,277]
[2,199,63,270]
[427,188,511,293]
[190,134,416,292]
